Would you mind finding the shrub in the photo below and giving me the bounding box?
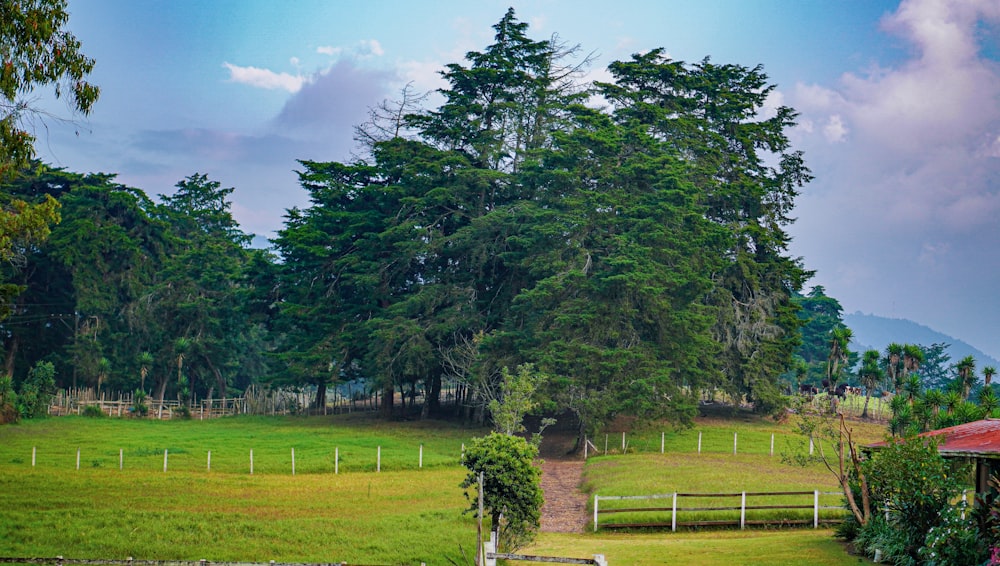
[0,375,18,424]
[460,432,543,553]
[81,405,105,418]
[132,389,149,417]
[918,501,987,566]
[18,361,56,418]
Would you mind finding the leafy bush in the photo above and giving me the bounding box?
[81,405,105,418]
[460,432,542,553]
[918,501,986,566]
[132,389,149,417]
[18,361,56,418]
[855,434,971,564]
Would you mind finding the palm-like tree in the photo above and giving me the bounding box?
[979,387,1000,415]
[956,355,977,399]
[826,326,853,394]
[859,349,883,419]
[885,343,904,394]
[903,373,922,402]
[138,351,154,393]
[983,366,996,387]
[924,389,945,420]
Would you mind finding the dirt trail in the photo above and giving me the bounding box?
[537,430,589,533]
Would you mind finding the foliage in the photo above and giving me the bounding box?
[0,0,100,178]
[17,359,55,418]
[918,500,986,566]
[488,363,548,436]
[132,388,148,417]
[460,432,543,552]
[855,435,969,564]
[80,404,104,417]
[0,374,18,423]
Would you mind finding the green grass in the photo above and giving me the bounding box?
[0,411,881,564]
[0,413,476,473]
[0,414,487,563]
[525,530,866,566]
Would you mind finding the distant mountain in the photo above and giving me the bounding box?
[843,311,1000,369]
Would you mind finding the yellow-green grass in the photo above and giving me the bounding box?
[525,531,864,566]
[0,413,480,474]
[0,414,487,563]
[584,416,887,530]
[0,466,476,563]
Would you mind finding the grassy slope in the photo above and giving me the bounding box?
[0,411,885,565]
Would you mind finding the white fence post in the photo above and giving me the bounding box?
[698,431,702,454]
[163,449,168,472]
[770,434,774,456]
[335,447,339,474]
[661,432,665,454]
[814,490,819,528]
[119,448,123,470]
[250,449,254,475]
[32,446,36,468]
[622,431,626,452]
[377,446,381,472]
[76,447,80,470]
[419,444,423,469]
[809,436,814,455]
[207,450,211,472]
[671,492,678,532]
[740,491,746,529]
[733,432,738,455]
[584,437,588,459]
[291,448,295,476]
[593,495,600,532]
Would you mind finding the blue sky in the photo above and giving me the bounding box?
[33,0,1000,359]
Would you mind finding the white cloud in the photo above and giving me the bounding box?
[823,114,848,143]
[316,45,342,57]
[356,39,384,58]
[223,62,306,93]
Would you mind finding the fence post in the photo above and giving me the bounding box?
[76,447,80,470]
[419,444,423,469]
[335,447,339,474]
[292,448,296,476]
[584,437,588,459]
[605,434,608,455]
[32,446,36,468]
[809,436,814,455]
[207,450,211,472]
[622,431,625,452]
[250,449,254,475]
[120,448,123,470]
[661,432,665,454]
[814,490,819,528]
[698,431,702,454]
[740,491,746,529]
[672,492,678,532]
[770,433,774,456]
[593,495,599,532]
[733,432,738,455]
[163,449,168,472]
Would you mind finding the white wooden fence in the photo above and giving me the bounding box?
[593,490,845,531]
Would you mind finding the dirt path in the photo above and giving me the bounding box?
[537,431,589,533]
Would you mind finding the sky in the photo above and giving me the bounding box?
[30,0,1000,359]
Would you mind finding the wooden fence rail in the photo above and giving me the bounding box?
[593,490,845,532]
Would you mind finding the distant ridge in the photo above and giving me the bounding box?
[843,311,1000,369]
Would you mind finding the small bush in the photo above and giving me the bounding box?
[918,501,987,566]
[81,405,105,418]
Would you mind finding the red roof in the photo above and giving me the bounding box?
[868,418,1000,459]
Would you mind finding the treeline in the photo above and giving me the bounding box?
[1,10,812,433]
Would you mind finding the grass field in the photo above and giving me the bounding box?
[0,411,883,565]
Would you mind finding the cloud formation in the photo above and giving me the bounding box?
[223,62,306,93]
[787,0,1000,354]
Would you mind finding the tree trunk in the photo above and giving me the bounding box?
[314,378,327,411]
[380,382,394,417]
[4,334,18,378]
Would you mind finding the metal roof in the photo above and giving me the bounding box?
[868,418,1000,459]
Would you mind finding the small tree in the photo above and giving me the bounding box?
[488,363,549,437]
[460,432,543,553]
[18,360,56,418]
